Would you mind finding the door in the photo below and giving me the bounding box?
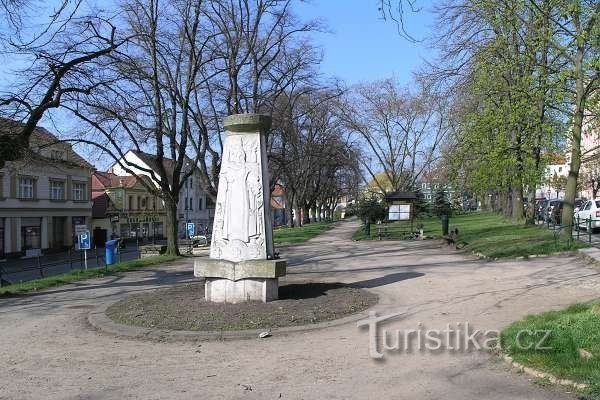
[52,217,65,249]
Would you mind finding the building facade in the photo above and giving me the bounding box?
[91,172,166,243]
[108,150,214,237]
[0,120,93,258]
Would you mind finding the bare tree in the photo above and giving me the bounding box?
[64,0,210,255]
[0,1,126,166]
[339,78,450,195]
[186,0,322,201]
[270,89,360,226]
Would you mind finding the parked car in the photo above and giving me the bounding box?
[574,199,600,232]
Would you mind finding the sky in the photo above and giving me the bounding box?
[0,0,439,169]
[294,0,437,87]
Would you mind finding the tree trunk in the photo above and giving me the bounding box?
[285,205,293,228]
[561,45,585,238]
[292,198,301,227]
[526,187,537,225]
[302,204,310,224]
[513,184,525,222]
[164,197,180,256]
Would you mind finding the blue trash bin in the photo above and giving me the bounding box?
[105,239,119,266]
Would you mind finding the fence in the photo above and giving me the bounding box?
[0,245,140,287]
[539,213,599,249]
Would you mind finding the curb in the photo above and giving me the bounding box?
[87,302,378,342]
[472,250,578,262]
[501,354,588,391]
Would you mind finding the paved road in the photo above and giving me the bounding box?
[1,220,600,399]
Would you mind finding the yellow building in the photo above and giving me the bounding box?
[91,172,166,243]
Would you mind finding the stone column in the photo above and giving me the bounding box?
[194,114,286,303]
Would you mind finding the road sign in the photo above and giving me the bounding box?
[75,224,88,236]
[186,222,195,239]
[78,231,91,250]
[78,230,91,270]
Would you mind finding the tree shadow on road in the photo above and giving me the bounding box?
[279,271,425,300]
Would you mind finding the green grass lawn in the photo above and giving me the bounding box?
[273,222,335,245]
[0,255,179,296]
[501,302,600,398]
[353,212,589,258]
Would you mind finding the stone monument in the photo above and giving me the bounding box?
[194,114,286,303]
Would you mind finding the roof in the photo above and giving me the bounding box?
[385,191,417,201]
[93,171,139,190]
[92,192,111,218]
[130,150,176,179]
[272,183,285,197]
[0,117,93,169]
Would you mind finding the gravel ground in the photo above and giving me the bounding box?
[106,281,378,331]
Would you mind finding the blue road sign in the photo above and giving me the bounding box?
[78,231,91,250]
[186,222,195,238]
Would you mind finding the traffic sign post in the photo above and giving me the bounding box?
[78,230,91,270]
[186,222,195,239]
[186,222,195,255]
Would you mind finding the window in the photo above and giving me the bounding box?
[137,197,141,209]
[18,177,35,199]
[50,180,65,200]
[558,167,563,173]
[184,197,188,210]
[198,197,203,210]
[50,150,64,160]
[152,198,156,210]
[128,196,133,210]
[72,182,87,201]
[189,178,192,189]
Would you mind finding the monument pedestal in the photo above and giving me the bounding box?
[194,258,286,303]
[204,278,279,303]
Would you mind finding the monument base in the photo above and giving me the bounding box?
[194,258,286,303]
[205,277,278,303]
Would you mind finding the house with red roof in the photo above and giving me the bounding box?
[91,171,167,243]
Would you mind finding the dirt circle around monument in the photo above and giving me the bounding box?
[94,282,379,340]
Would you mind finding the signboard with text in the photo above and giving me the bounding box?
[388,204,411,221]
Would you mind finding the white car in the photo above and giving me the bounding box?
[574,199,600,231]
